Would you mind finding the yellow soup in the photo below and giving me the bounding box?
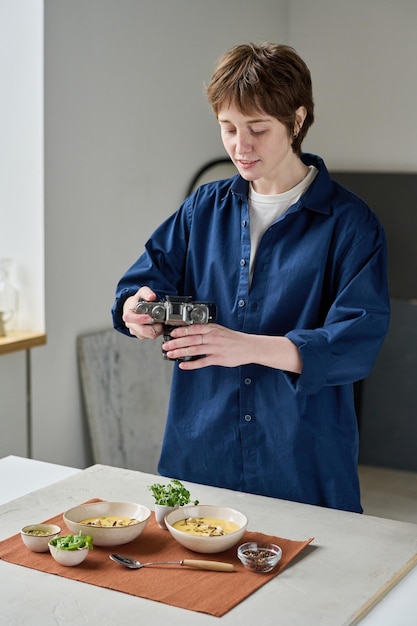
[172,516,239,537]
[79,516,138,527]
[25,529,50,536]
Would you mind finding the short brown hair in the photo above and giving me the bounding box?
[206,43,314,155]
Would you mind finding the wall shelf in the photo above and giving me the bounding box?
[0,331,47,356]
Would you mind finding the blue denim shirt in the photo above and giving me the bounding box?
[112,153,390,512]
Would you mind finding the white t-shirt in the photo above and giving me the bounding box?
[249,165,318,283]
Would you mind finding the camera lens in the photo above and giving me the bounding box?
[190,306,207,324]
[135,301,150,314]
[151,305,166,322]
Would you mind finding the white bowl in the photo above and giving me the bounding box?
[154,504,178,529]
[63,501,151,547]
[48,542,90,567]
[165,504,248,554]
[20,524,61,552]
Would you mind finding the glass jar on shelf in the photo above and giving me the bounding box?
[0,258,19,336]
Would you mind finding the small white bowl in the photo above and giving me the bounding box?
[63,501,151,547]
[21,524,61,552]
[165,504,248,554]
[48,542,89,567]
[154,504,178,529]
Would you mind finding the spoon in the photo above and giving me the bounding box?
[109,553,234,571]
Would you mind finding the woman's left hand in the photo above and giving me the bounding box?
[162,323,250,369]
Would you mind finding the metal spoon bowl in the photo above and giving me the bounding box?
[109,553,234,571]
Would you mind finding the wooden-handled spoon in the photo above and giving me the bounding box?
[109,553,234,571]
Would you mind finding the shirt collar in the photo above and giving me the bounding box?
[230,153,334,215]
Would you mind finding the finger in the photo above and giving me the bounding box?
[163,336,207,360]
[127,325,143,339]
[137,286,157,302]
[148,322,164,339]
[170,324,206,339]
[178,354,209,370]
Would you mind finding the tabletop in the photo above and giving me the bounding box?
[0,460,416,626]
[0,455,80,505]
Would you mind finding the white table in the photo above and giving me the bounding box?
[0,455,80,505]
[0,459,416,626]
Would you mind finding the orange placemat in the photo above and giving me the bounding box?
[0,500,313,617]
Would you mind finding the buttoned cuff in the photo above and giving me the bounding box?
[283,330,330,395]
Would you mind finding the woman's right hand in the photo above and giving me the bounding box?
[122,286,163,339]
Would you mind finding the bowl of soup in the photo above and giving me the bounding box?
[165,505,248,553]
[63,501,151,546]
[21,524,61,552]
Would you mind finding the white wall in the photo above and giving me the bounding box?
[0,0,44,330]
[0,0,43,459]
[288,0,417,171]
[2,0,416,469]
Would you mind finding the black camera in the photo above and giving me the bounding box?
[135,295,217,361]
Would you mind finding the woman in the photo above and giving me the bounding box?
[112,43,390,512]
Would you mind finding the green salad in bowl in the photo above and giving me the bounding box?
[49,532,93,551]
[48,532,93,566]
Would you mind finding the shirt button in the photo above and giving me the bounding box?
[242,220,247,227]
[244,378,252,385]
[240,259,246,266]
[244,414,252,422]
[238,299,245,307]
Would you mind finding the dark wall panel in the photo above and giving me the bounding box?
[332,172,417,470]
[331,172,417,300]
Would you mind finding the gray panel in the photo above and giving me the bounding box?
[77,329,172,473]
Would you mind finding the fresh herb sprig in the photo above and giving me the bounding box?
[148,479,199,507]
[49,532,93,551]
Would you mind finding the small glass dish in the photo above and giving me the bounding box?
[237,541,282,573]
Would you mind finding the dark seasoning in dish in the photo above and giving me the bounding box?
[242,548,276,572]
[237,542,282,574]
